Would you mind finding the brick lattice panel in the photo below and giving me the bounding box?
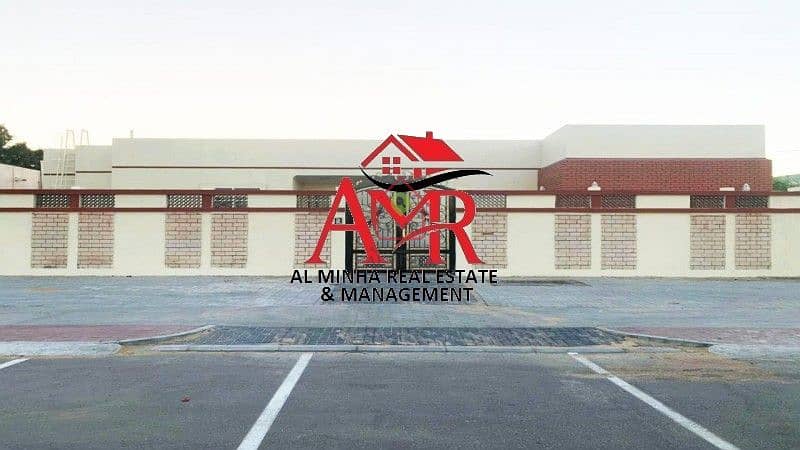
[690,195,725,209]
[473,194,507,209]
[471,212,508,269]
[165,212,202,268]
[36,194,70,208]
[80,194,115,208]
[601,214,637,269]
[296,195,332,208]
[211,213,248,268]
[601,195,636,209]
[77,212,114,268]
[167,194,203,208]
[735,214,771,269]
[690,215,725,270]
[555,214,591,269]
[212,195,248,209]
[555,194,590,208]
[31,212,69,268]
[734,196,769,209]
[295,212,330,268]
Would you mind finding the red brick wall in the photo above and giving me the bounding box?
[538,158,772,191]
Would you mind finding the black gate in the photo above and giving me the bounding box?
[345,185,456,271]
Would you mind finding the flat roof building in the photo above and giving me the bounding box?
[10,123,792,278]
[40,124,771,192]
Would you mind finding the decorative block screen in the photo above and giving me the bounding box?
[296,195,332,208]
[554,214,591,269]
[734,196,768,209]
[36,194,70,208]
[167,194,203,208]
[556,195,590,208]
[690,195,724,209]
[31,212,69,268]
[211,213,248,268]
[473,194,507,208]
[601,195,636,209]
[165,212,202,268]
[212,194,248,209]
[77,212,114,268]
[735,214,771,269]
[295,212,330,268]
[80,194,115,208]
[690,215,726,270]
[471,212,508,268]
[601,214,637,269]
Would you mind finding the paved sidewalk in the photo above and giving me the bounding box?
[0,325,198,342]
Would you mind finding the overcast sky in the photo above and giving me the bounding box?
[2,0,799,174]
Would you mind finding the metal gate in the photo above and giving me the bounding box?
[345,185,456,271]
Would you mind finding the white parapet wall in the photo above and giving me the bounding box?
[0,164,40,189]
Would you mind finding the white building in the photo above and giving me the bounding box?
[40,125,770,192]
[2,124,796,278]
[0,163,40,189]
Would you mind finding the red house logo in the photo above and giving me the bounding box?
[305,131,490,267]
[361,131,463,179]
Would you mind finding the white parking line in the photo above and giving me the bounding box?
[568,352,739,450]
[237,352,313,450]
[0,358,28,371]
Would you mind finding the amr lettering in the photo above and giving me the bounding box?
[306,177,483,268]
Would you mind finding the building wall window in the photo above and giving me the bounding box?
[382,156,402,175]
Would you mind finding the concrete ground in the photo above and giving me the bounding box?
[2,276,799,361]
[1,350,798,449]
[2,277,799,448]
[1,276,799,330]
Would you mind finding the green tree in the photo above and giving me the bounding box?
[0,124,43,170]
[773,178,790,192]
[0,125,11,148]
[773,174,800,192]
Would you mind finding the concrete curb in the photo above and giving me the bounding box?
[598,327,713,348]
[155,344,626,354]
[115,325,215,345]
[0,341,121,357]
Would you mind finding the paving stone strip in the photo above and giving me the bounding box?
[165,326,622,347]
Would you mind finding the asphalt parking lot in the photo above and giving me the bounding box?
[2,351,798,449]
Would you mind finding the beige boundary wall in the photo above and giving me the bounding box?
[504,211,800,277]
[0,191,799,277]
